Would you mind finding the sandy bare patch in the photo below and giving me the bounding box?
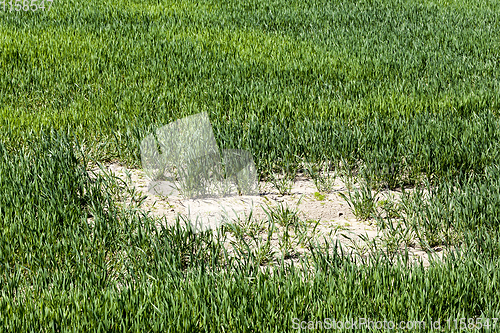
[88,162,446,268]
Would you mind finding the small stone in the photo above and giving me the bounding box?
[338,212,344,217]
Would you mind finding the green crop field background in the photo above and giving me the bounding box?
[1,0,500,331]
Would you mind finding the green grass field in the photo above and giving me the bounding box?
[1,0,500,331]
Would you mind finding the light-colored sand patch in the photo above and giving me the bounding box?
[88,162,446,268]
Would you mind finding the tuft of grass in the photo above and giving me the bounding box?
[304,160,337,193]
[339,182,380,221]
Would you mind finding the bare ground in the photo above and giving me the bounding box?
[89,162,447,269]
